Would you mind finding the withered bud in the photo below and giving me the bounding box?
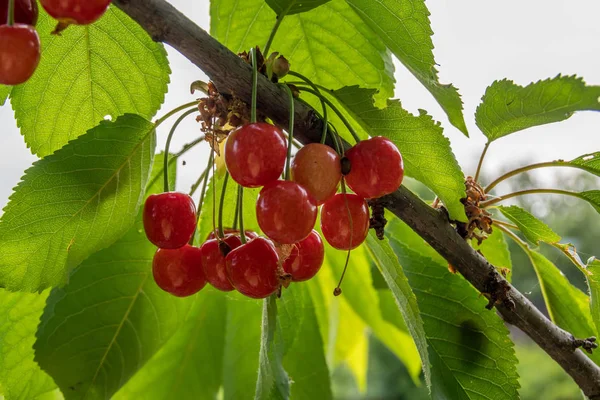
[272,55,290,78]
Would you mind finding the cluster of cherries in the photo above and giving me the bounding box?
[0,0,111,85]
[144,121,404,299]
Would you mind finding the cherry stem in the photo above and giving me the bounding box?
[154,101,199,128]
[295,85,361,144]
[147,135,205,192]
[263,4,292,56]
[492,219,520,231]
[474,142,490,183]
[190,151,214,244]
[7,0,14,25]
[189,167,209,197]
[281,83,295,180]
[217,172,229,239]
[250,47,258,123]
[294,96,342,155]
[232,194,240,230]
[237,185,247,244]
[485,160,580,193]
[480,188,579,208]
[163,108,197,192]
[286,71,329,144]
[334,178,354,296]
[334,249,352,296]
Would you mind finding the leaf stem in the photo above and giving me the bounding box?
[250,47,258,123]
[474,142,490,183]
[217,172,229,238]
[281,83,294,180]
[485,160,575,193]
[7,0,14,25]
[286,71,328,143]
[189,167,209,197]
[237,185,246,244]
[481,188,580,208]
[163,108,197,192]
[492,219,519,231]
[495,223,529,252]
[194,152,214,227]
[263,4,292,56]
[154,101,198,128]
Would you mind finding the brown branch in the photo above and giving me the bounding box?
[112,0,600,397]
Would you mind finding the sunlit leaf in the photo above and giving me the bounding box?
[497,205,561,245]
[0,85,10,106]
[586,258,600,336]
[472,227,513,280]
[265,0,331,15]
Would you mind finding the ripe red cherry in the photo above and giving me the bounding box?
[225,237,280,299]
[199,234,245,292]
[256,180,318,244]
[225,122,287,188]
[321,193,370,250]
[282,230,324,282]
[152,245,206,297]
[205,229,258,241]
[0,24,40,85]
[345,137,404,199]
[0,0,38,26]
[143,192,197,249]
[291,143,341,205]
[40,0,111,25]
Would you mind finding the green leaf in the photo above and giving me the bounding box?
[390,239,521,399]
[0,114,156,292]
[527,250,600,365]
[586,258,600,336]
[562,152,600,178]
[265,0,331,15]
[578,190,600,213]
[475,75,600,142]
[497,205,561,245]
[472,227,513,281]
[365,234,430,388]
[0,290,56,400]
[34,153,192,400]
[345,0,467,135]
[11,7,170,157]
[114,289,227,400]
[0,85,11,106]
[386,215,445,264]
[331,86,466,221]
[211,0,395,102]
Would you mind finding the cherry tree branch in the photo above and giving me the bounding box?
[112,0,600,396]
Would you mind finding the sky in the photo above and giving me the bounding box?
[1,0,599,209]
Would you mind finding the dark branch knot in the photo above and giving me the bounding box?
[573,336,598,354]
[368,198,388,240]
[482,269,515,311]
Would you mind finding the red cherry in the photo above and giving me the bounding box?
[225,237,280,299]
[291,143,341,205]
[143,192,197,249]
[0,24,40,85]
[321,193,370,250]
[40,0,111,25]
[345,137,404,199]
[205,229,258,241]
[0,0,38,26]
[282,230,324,281]
[225,122,287,188]
[152,245,206,297]
[256,180,318,244]
[199,234,244,292]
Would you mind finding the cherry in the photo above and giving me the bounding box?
[205,229,258,241]
[0,24,40,85]
[256,180,318,244]
[291,143,341,205]
[199,234,244,292]
[0,0,38,26]
[152,245,206,297]
[40,0,111,26]
[143,192,197,249]
[282,230,324,282]
[225,237,280,299]
[345,137,404,199]
[321,193,370,250]
[225,122,287,188]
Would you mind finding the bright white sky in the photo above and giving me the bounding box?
[1,0,599,209]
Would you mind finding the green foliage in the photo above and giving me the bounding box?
[0,114,155,292]
[331,86,467,221]
[34,153,190,400]
[210,0,395,101]
[0,85,10,106]
[0,290,56,400]
[569,152,600,177]
[497,205,561,245]
[346,0,467,135]
[587,258,600,335]
[11,7,170,157]
[472,227,513,280]
[476,75,600,142]
[577,190,600,213]
[265,0,331,15]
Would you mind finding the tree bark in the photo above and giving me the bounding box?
[113,0,600,397]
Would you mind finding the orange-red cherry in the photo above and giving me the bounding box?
[291,143,341,205]
[282,230,324,282]
[321,193,370,250]
[40,0,111,25]
[0,0,38,26]
[143,192,197,249]
[256,180,318,244]
[0,24,40,85]
[225,122,287,188]
[345,137,404,199]
[199,234,244,292]
[152,245,206,297]
[225,237,280,299]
